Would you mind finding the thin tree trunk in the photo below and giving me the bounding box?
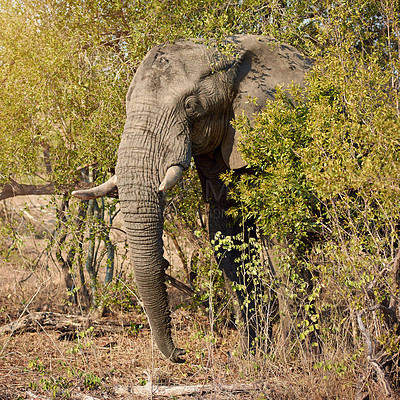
[85,199,98,306]
[55,196,90,306]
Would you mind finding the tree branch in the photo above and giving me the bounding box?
[0,178,117,201]
[116,382,258,397]
[165,273,195,297]
[0,178,69,200]
[0,311,134,336]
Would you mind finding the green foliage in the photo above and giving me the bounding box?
[226,87,319,248]
[27,358,72,398]
[82,372,102,390]
[28,358,46,374]
[126,322,144,336]
[40,376,71,398]
[228,0,400,274]
[0,0,126,186]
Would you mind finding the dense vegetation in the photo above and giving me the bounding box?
[1,0,400,398]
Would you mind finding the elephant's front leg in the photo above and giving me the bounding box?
[194,152,257,352]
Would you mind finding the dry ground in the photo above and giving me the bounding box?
[0,196,359,399]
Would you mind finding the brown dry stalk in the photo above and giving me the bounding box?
[356,311,393,397]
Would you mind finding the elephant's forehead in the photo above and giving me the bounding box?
[144,42,207,73]
[134,43,209,94]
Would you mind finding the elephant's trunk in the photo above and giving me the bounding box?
[116,103,189,363]
[122,202,185,362]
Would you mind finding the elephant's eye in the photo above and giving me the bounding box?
[184,96,204,119]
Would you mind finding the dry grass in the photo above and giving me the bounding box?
[0,196,385,399]
[0,302,359,400]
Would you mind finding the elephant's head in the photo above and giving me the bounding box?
[72,35,311,362]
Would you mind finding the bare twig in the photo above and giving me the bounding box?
[26,391,51,400]
[0,281,46,357]
[389,248,400,321]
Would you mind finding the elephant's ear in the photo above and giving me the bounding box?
[221,35,312,170]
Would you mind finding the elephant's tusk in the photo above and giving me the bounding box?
[159,165,184,192]
[72,175,118,200]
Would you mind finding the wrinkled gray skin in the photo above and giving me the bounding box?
[72,35,312,363]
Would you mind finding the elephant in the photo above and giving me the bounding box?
[72,35,312,363]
